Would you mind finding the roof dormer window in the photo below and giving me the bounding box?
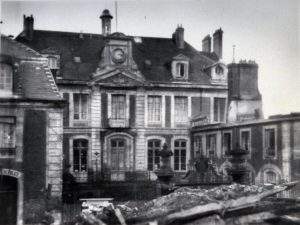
[47,56,58,69]
[0,63,13,94]
[172,54,189,80]
[215,65,224,75]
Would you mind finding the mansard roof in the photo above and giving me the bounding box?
[1,35,62,101]
[16,30,220,86]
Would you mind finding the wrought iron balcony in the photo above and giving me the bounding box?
[108,118,130,128]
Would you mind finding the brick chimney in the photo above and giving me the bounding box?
[100,9,113,36]
[23,15,34,40]
[213,28,223,59]
[172,25,184,49]
[202,35,211,52]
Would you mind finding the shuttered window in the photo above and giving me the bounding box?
[0,117,15,157]
[175,96,188,123]
[207,134,216,156]
[241,130,251,151]
[264,128,276,157]
[223,132,231,154]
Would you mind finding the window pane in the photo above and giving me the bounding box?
[174,140,187,171]
[148,96,161,122]
[81,94,88,120]
[0,63,13,91]
[147,140,161,171]
[112,95,126,119]
[73,139,88,172]
[175,97,188,122]
[74,94,80,120]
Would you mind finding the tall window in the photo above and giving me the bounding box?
[47,56,58,69]
[0,63,13,91]
[111,95,126,119]
[213,98,226,122]
[207,134,216,156]
[174,140,187,171]
[0,117,15,157]
[148,96,162,123]
[111,138,126,171]
[73,139,88,172]
[175,96,188,123]
[147,140,161,171]
[264,128,276,157]
[223,132,231,154]
[194,136,203,156]
[176,63,185,77]
[74,93,88,120]
[241,130,251,151]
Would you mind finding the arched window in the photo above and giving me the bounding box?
[0,63,13,92]
[73,139,88,173]
[147,139,161,171]
[110,138,126,171]
[174,139,187,171]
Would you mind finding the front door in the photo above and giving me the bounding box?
[110,138,126,180]
[0,175,18,225]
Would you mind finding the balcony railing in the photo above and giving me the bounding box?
[108,118,129,128]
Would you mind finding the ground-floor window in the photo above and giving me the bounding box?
[111,138,126,171]
[147,139,161,170]
[73,139,88,172]
[174,139,187,171]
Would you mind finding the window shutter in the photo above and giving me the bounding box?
[129,95,136,127]
[63,93,69,126]
[201,97,211,121]
[191,97,201,118]
[101,92,108,127]
[220,98,226,122]
[165,96,171,127]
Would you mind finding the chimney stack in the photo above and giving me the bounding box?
[23,15,34,40]
[173,25,184,49]
[202,35,211,52]
[100,9,113,36]
[213,28,223,59]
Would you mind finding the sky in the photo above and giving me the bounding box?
[0,0,299,117]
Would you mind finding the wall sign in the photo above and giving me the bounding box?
[0,168,22,179]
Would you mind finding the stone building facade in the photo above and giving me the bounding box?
[16,11,229,185]
[0,35,64,225]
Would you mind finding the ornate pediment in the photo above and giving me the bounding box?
[89,68,146,86]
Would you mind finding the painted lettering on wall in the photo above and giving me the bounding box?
[0,169,22,179]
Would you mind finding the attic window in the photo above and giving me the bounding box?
[74,57,81,63]
[47,56,58,69]
[215,65,224,75]
[176,63,185,77]
[173,61,188,79]
[0,63,13,93]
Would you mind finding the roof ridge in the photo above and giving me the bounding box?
[2,35,42,57]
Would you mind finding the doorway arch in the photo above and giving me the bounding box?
[0,169,24,225]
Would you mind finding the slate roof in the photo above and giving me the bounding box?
[1,35,62,101]
[16,30,219,85]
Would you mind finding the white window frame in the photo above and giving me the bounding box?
[147,95,162,124]
[111,94,127,120]
[47,56,59,69]
[172,137,190,172]
[240,128,252,155]
[0,116,16,159]
[174,96,188,123]
[263,125,277,160]
[213,97,226,123]
[0,63,13,95]
[73,93,89,121]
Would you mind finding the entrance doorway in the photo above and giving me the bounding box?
[0,175,18,225]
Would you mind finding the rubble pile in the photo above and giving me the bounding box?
[74,182,298,225]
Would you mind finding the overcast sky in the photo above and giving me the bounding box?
[1,0,299,117]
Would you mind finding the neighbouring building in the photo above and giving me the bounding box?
[0,35,64,225]
[16,11,229,190]
[191,113,300,197]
